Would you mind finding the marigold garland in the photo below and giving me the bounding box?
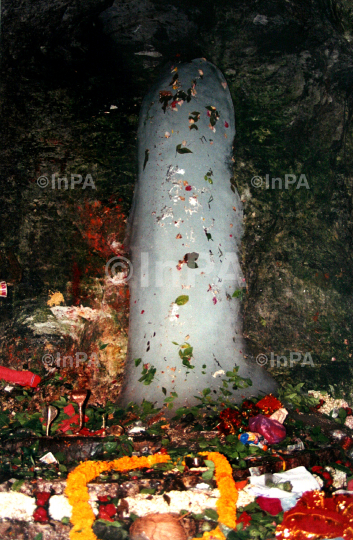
[66,454,170,540]
[192,452,238,540]
[65,452,238,540]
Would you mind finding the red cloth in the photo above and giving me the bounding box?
[249,414,286,444]
[58,405,103,435]
[275,490,353,539]
[0,366,41,387]
[58,404,89,433]
[256,496,283,515]
[78,427,105,437]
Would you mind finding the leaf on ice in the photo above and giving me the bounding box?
[176,144,193,154]
[175,295,189,306]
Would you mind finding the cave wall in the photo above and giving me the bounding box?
[1,0,353,403]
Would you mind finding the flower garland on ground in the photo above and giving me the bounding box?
[66,454,170,540]
[193,452,238,540]
[65,452,238,540]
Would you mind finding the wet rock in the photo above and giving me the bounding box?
[0,520,70,540]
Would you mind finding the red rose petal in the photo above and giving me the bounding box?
[238,511,251,529]
[98,509,114,522]
[35,492,51,506]
[256,496,282,515]
[104,503,117,517]
[33,507,49,523]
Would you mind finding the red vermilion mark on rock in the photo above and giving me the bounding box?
[77,201,126,260]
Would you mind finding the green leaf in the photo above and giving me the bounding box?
[11,479,25,492]
[331,462,353,474]
[99,343,109,350]
[204,460,215,469]
[202,469,214,481]
[176,144,193,154]
[338,408,347,419]
[162,387,167,395]
[182,358,194,369]
[138,366,157,385]
[204,508,218,521]
[34,534,43,540]
[175,295,189,306]
[202,388,211,396]
[104,441,118,453]
[134,358,142,367]
[61,517,70,525]
[54,452,65,462]
[232,289,244,298]
[198,440,209,449]
[193,513,205,520]
[172,341,179,346]
[140,488,156,494]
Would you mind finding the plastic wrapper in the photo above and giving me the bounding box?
[248,414,286,444]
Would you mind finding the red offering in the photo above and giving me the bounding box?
[35,492,51,507]
[256,394,283,416]
[33,507,49,523]
[256,496,283,515]
[249,414,286,444]
[0,282,7,297]
[275,490,353,539]
[0,366,41,387]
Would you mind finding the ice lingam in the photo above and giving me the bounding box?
[120,59,276,410]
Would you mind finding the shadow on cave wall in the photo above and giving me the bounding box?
[0,0,353,404]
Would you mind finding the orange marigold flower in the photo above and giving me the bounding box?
[66,452,237,540]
